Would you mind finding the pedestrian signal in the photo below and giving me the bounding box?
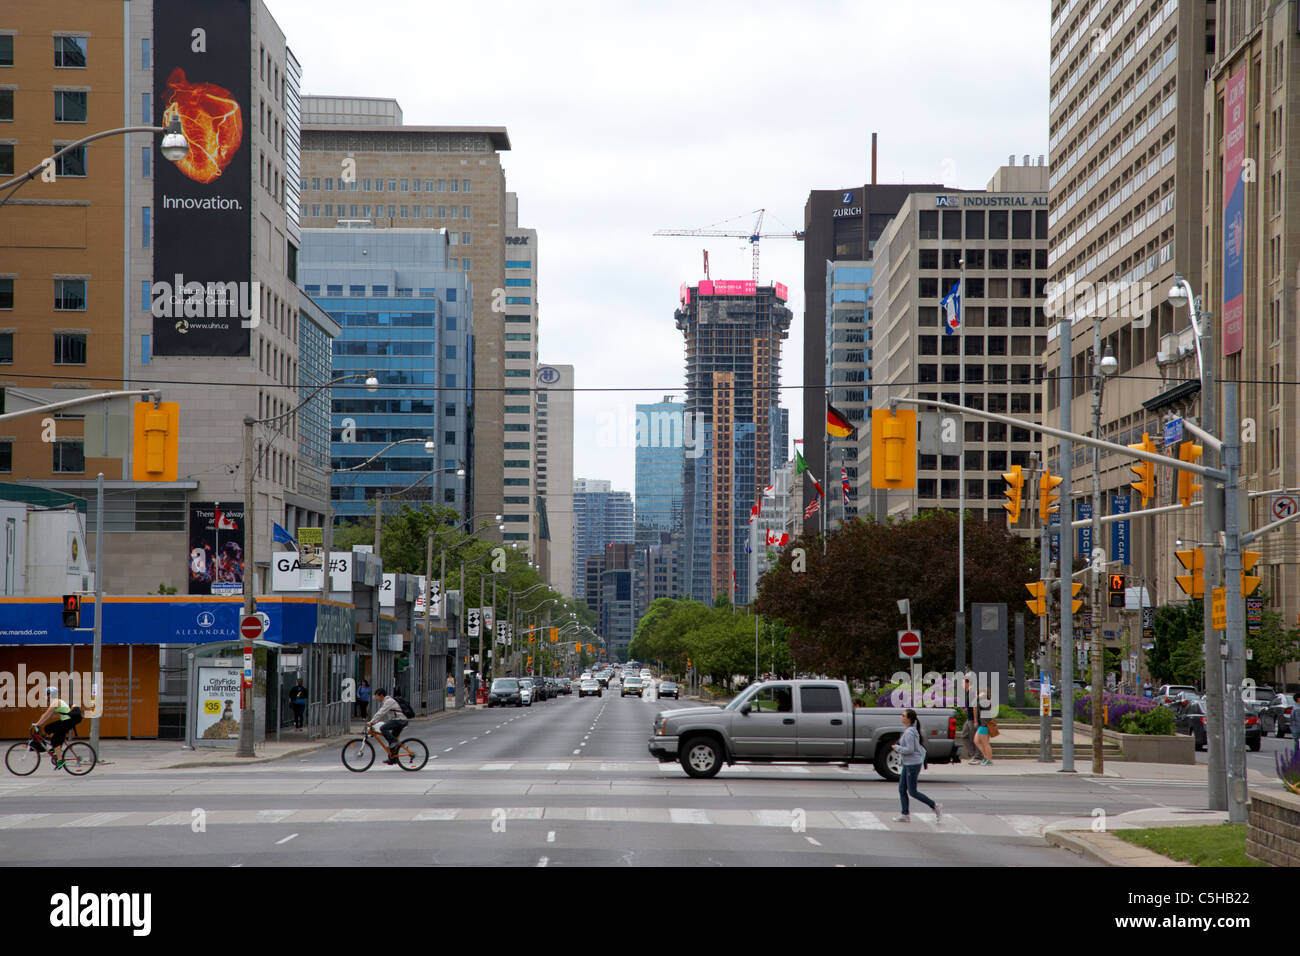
[62,594,81,628]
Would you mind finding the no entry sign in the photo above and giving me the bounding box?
[240,614,264,641]
[897,630,922,659]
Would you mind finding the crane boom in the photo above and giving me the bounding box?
[655,208,804,282]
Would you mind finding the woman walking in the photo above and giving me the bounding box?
[892,709,942,824]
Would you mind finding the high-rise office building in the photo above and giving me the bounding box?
[1044,0,1212,648]
[600,542,636,660]
[634,397,685,545]
[502,192,538,556]
[802,183,942,529]
[572,478,633,603]
[298,98,512,542]
[825,261,873,525]
[536,363,574,597]
[869,164,1050,524]
[299,228,471,520]
[676,280,791,603]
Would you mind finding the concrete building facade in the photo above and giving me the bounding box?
[502,192,538,556]
[536,362,574,598]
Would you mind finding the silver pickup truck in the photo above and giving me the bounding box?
[648,679,957,781]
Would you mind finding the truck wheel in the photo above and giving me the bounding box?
[680,736,723,779]
[874,737,902,782]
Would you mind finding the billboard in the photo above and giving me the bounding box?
[152,0,253,356]
[196,666,243,740]
[1222,69,1246,356]
[189,502,245,596]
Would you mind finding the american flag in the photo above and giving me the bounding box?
[804,496,821,520]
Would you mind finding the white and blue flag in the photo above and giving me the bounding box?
[272,522,299,551]
[942,281,961,336]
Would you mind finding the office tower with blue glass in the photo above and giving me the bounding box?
[300,228,472,521]
[572,478,634,604]
[676,281,791,603]
[634,397,686,545]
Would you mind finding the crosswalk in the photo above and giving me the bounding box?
[0,804,1093,837]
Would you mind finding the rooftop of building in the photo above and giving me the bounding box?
[301,123,511,151]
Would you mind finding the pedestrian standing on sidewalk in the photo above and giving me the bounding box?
[289,678,307,729]
[892,709,941,824]
[959,678,978,761]
[355,678,371,719]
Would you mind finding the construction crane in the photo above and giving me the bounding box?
[655,208,805,283]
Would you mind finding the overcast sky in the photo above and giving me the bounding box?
[267,0,1049,495]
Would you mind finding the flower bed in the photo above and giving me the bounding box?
[1074,692,1162,730]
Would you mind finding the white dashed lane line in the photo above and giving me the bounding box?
[276,833,298,845]
[547,831,556,843]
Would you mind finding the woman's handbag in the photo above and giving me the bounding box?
[985,718,1000,738]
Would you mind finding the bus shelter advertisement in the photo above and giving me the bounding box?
[189,502,244,596]
[196,666,243,740]
[152,0,253,356]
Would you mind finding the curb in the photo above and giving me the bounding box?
[135,706,474,771]
[1044,829,1193,867]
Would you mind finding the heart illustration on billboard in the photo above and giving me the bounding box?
[163,68,243,184]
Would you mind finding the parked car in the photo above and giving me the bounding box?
[579,679,602,698]
[517,679,535,706]
[649,679,958,782]
[1154,684,1199,708]
[658,681,680,700]
[488,678,523,708]
[1174,701,1261,751]
[557,678,573,696]
[1260,694,1297,737]
[621,677,644,698]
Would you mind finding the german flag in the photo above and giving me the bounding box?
[826,403,856,439]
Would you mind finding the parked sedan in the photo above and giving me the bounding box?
[488,678,523,708]
[1260,694,1298,737]
[517,679,536,706]
[579,679,602,698]
[1154,684,1200,708]
[657,681,680,700]
[1175,701,1261,751]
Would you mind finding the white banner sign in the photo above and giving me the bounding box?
[483,606,495,631]
[272,552,352,593]
[467,607,481,637]
[380,573,396,608]
[414,579,443,618]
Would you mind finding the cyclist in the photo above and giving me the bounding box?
[368,688,407,765]
[32,687,82,769]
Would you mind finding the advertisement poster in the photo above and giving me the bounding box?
[297,526,323,569]
[1222,69,1246,356]
[189,502,245,596]
[152,0,253,356]
[196,666,243,740]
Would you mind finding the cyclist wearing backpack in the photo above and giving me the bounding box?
[32,686,82,770]
[368,689,409,765]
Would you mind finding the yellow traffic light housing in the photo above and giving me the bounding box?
[870,408,917,489]
[1025,581,1046,617]
[1002,465,1024,524]
[550,627,559,643]
[1071,582,1084,613]
[1175,548,1205,598]
[1108,573,1126,607]
[1039,470,1062,523]
[1177,442,1203,507]
[1241,550,1262,597]
[1127,432,1156,506]
[132,401,180,481]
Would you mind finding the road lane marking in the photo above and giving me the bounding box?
[459,741,469,746]
[806,836,822,846]
[480,763,514,771]
[547,831,555,843]
[275,833,298,845]
[669,808,711,825]
[444,748,454,752]
[537,856,549,867]
[572,749,581,755]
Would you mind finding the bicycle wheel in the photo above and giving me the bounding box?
[394,737,428,771]
[341,737,375,772]
[4,741,40,776]
[60,741,96,776]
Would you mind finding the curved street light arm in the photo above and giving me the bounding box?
[254,371,375,430]
[0,121,179,203]
[334,437,438,473]
[0,388,160,424]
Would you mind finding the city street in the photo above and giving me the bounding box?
[1,688,1240,867]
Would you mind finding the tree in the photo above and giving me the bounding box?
[1247,603,1299,685]
[1147,601,1203,686]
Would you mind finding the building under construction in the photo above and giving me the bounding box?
[676,280,792,602]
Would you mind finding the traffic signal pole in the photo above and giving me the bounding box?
[1089,317,1106,774]
[1058,319,1076,773]
[89,472,104,758]
[1196,314,1227,811]
[1223,383,1247,823]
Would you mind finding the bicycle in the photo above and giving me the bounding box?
[5,725,96,776]
[340,723,428,772]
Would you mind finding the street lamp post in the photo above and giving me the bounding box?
[1089,319,1117,773]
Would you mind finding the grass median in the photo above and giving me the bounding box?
[1112,824,1264,867]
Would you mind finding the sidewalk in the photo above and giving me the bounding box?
[89,704,476,773]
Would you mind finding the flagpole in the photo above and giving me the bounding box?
[957,255,967,672]
[822,389,829,555]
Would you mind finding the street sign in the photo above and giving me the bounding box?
[254,611,270,633]
[239,614,264,641]
[1271,494,1299,521]
[897,630,921,659]
[1211,587,1226,630]
[243,649,253,688]
[1142,606,1155,640]
[1163,418,1183,447]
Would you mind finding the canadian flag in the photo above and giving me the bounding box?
[763,483,776,498]
[765,529,789,547]
[748,503,759,524]
[214,507,238,531]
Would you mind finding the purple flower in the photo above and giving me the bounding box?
[1276,747,1300,794]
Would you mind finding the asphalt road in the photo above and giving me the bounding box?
[1,681,1225,866]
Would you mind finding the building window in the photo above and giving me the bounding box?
[445,345,456,359]
[54,90,87,122]
[54,332,86,364]
[0,36,13,67]
[0,440,11,472]
[505,296,530,305]
[141,145,151,178]
[399,205,408,218]
[444,488,457,503]
[505,260,531,270]
[54,279,86,311]
[400,179,409,191]
[141,280,151,311]
[141,92,151,124]
[0,331,12,363]
[462,259,470,272]
[141,37,150,69]
[141,333,150,365]
[504,405,530,414]
[53,439,84,473]
[449,180,459,192]
[445,374,456,388]
[0,90,12,121]
[55,146,86,177]
[504,423,530,432]
[142,207,151,248]
[326,284,342,296]
[54,36,87,68]
[0,277,11,308]
[505,278,531,287]
[387,179,396,191]
[461,180,470,192]
[445,403,457,417]
[461,232,470,245]
[445,315,457,331]
[504,369,530,377]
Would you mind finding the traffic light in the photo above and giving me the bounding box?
[1241,550,1262,597]
[62,594,81,628]
[1175,548,1204,598]
[1071,582,1084,613]
[1127,432,1156,506]
[1002,465,1024,524]
[870,408,917,489]
[1177,441,1203,507]
[132,401,180,481]
[1025,581,1046,617]
[1039,469,1062,523]
[1108,573,1126,608]
[550,627,559,643]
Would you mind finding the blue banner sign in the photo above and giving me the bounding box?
[1077,500,1092,557]
[1111,494,1131,565]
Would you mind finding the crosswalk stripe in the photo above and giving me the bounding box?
[0,813,48,828]
[480,763,514,771]
[669,808,711,824]
[833,811,888,830]
[997,814,1048,837]
[58,812,132,828]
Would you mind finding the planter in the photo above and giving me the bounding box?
[1113,731,1195,764]
[1247,789,1300,866]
